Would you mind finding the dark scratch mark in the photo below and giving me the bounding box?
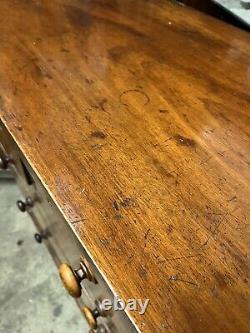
[113,197,136,211]
[61,48,70,53]
[85,78,94,85]
[153,254,166,264]
[91,143,106,149]
[144,228,152,249]
[25,58,53,80]
[199,156,212,165]
[90,98,108,112]
[194,212,229,252]
[85,115,91,123]
[180,279,198,287]
[139,266,148,279]
[70,218,85,225]
[99,98,107,111]
[227,196,237,202]
[144,228,151,240]
[165,253,202,261]
[119,89,150,106]
[207,212,224,216]
[205,127,216,134]
[113,200,119,211]
[159,109,169,113]
[120,197,134,208]
[169,275,198,287]
[165,167,181,178]
[218,148,233,157]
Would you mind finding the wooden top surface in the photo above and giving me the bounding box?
[0,0,249,332]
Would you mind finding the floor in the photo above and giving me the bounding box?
[0,179,87,333]
[213,0,250,25]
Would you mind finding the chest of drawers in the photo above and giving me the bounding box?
[0,0,249,332]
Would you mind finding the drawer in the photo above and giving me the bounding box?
[0,122,34,189]
[0,120,138,333]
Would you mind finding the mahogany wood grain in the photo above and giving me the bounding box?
[0,1,249,332]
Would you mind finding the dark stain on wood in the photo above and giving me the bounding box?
[65,5,92,28]
[113,200,119,211]
[90,131,106,139]
[174,134,197,147]
[108,46,129,62]
[120,197,134,208]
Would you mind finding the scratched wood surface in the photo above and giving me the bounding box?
[0,0,249,332]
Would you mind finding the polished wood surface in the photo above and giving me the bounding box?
[0,0,249,332]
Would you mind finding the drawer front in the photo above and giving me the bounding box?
[0,120,138,333]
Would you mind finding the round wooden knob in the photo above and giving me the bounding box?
[82,306,99,329]
[59,263,82,298]
[59,258,97,298]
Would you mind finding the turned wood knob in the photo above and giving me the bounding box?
[82,300,109,331]
[59,257,96,298]
[82,306,100,329]
[17,197,33,212]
